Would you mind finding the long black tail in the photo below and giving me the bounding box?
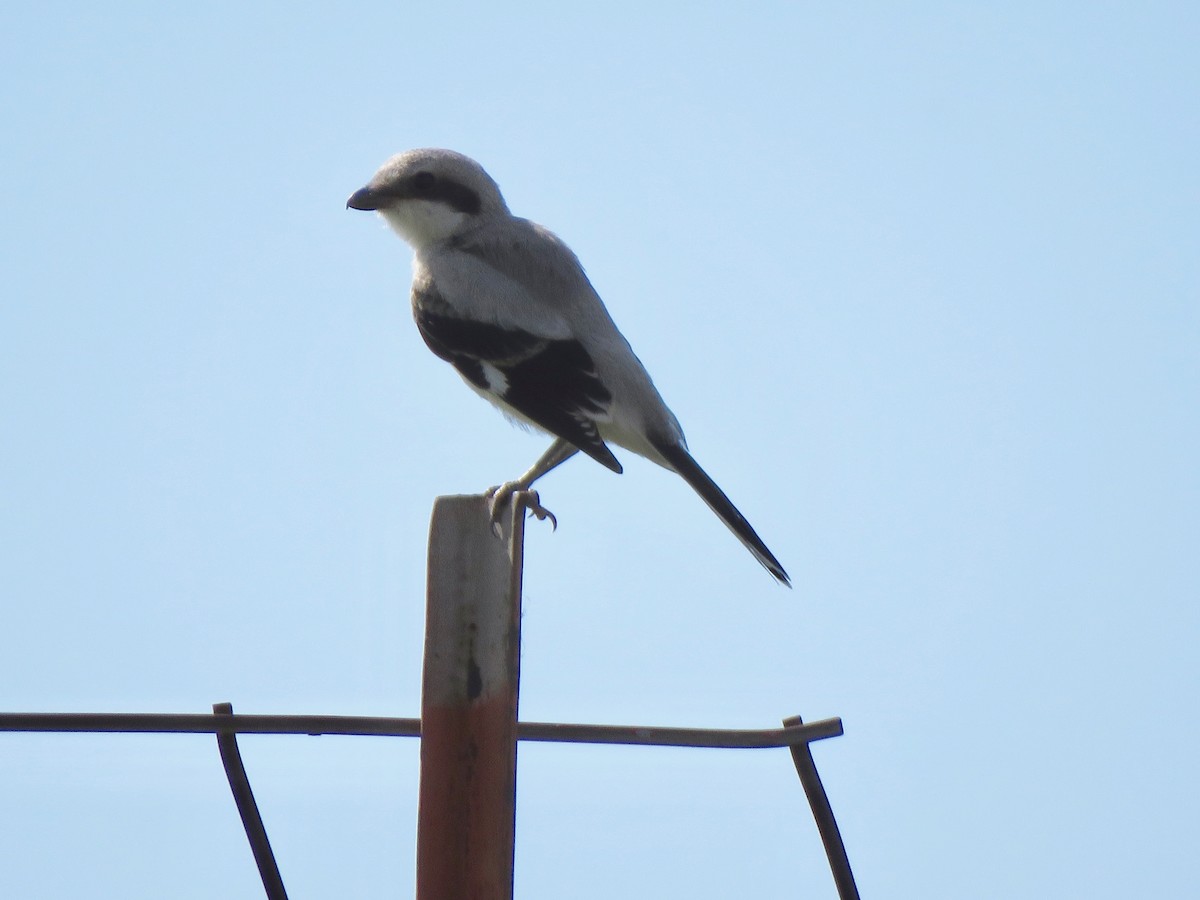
[653,439,791,587]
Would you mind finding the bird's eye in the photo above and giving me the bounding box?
[412,171,436,192]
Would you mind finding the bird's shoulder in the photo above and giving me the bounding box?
[443,215,591,295]
[413,216,596,340]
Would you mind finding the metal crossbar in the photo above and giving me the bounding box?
[0,711,843,748]
[0,707,853,899]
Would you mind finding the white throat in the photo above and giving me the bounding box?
[379,200,470,249]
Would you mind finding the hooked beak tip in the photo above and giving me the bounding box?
[346,186,378,211]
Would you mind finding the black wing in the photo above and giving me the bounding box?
[414,297,622,474]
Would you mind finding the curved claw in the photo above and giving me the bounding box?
[485,483,558,536]
[522,492,558,531]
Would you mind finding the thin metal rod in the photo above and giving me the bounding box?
[783,714,860,900]
[517,717,843,748]
[0,712,842,749]
[213,702,289,900]
[0,712,421,736]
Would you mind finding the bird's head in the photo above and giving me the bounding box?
[346,148,508,249]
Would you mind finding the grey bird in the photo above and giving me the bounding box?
[347,148,789,586]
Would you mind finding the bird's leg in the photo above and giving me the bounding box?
[486,438,580,531]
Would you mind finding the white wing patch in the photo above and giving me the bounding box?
[481,361,509,395]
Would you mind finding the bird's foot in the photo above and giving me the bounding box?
[485,483,557,536]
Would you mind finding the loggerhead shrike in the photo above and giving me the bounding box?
[347,149,790,586]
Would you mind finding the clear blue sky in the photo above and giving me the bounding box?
[2,3,1197,897]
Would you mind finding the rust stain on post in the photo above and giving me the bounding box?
[417,495,525,900]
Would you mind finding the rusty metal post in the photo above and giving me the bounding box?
[416,495,525,900]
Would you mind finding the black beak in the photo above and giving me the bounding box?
[346,186,379,211]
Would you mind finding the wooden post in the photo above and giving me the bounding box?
[416,495,525,900]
